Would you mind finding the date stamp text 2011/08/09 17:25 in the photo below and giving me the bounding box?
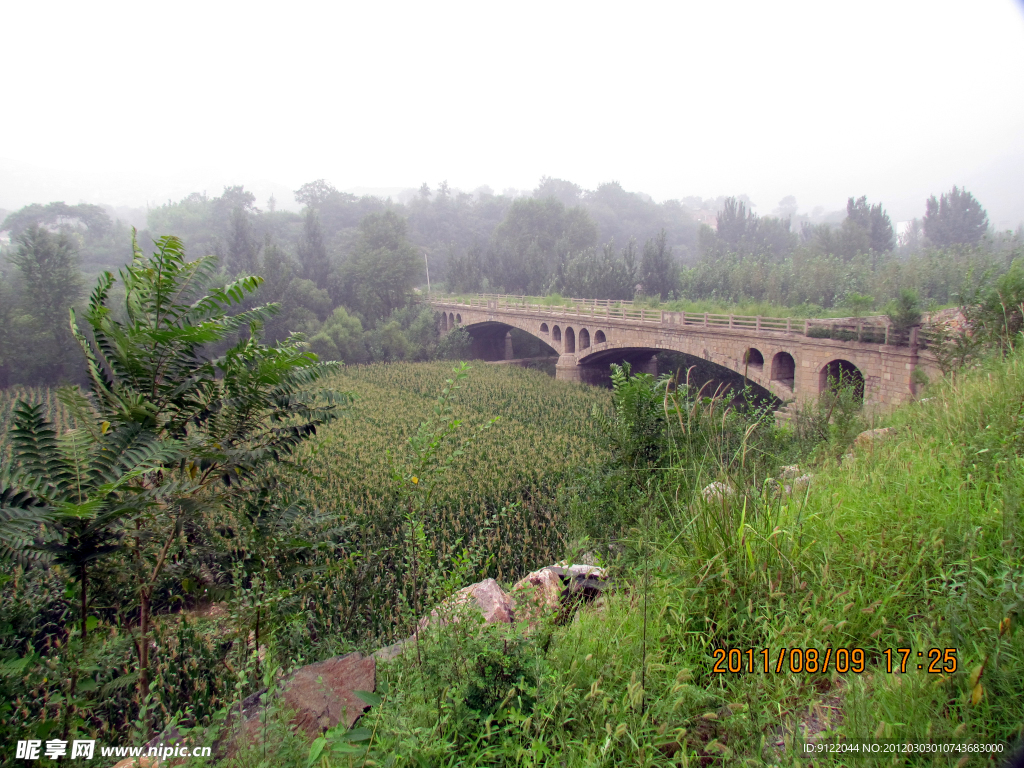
[710,647,958,675]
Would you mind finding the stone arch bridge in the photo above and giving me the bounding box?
[431,297,940,411]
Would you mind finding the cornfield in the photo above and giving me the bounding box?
[0,364,611,647]
[279,361,610,645]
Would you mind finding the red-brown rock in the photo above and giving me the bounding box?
[278,652,376,736]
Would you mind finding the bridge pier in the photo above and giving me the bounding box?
[637,355,658,376]
[555,354,582,382]
[555,354,658,385]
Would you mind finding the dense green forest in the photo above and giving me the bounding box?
[2,179,1020,388]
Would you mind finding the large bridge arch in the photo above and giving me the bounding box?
[571,343,778,403]
[574,336,801,402]
[451,317,558,361]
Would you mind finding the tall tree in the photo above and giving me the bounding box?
[554,240,636,300]
[490,198,597,294]
[714,197,754,250]
[845,196,894,252]
[924,186,989,247]
[345,210,421,323]
[1,202,112,240]
[10,225,83,382]
[445,245,484,294]
[227,205,259,275]
[534,176,583,207]
[297,208,330,289]
[639,230,675,299]
[294,179,339,209]
[0,279,14,387]
[702,198,796,260]
[66,232,343,700]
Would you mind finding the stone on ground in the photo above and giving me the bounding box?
[701,481,735,502]
[219,652,376,757]
[511,567,563,624]
[277,652,376,736]
[854,427,895,450]
[416,578,515,633]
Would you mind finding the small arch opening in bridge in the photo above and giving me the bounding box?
[449,312,455,328]
[564,327,576,353]
[579,328,590,349]
[744,347,764,372]
[552,325,561,342]
[440,313,448,332]
[595,329,606,344]
[455,313,462,324]
[540,323,549,334]
[820,359,864,402]
[771,351,796,389]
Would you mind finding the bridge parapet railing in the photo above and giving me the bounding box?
[431,294,918,346]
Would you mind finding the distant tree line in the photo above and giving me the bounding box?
[0,178,1019,387]
[0,178,701,385]
[679,186,1015,311]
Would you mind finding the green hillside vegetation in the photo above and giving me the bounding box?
[4,352,1023,764]
[2,231,1023,765]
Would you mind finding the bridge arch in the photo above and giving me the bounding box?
[771,351,795,390]
[579,328,591,349]
[452,316,560,361]
[572,334,801,402]
[595,330,606,344]
[744,347,764,371]
[820,359,864,400]
[564,327,576,353]
[441,313,448,332]
[575,344,776,402]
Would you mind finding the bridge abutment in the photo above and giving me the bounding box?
[555,354,658,386]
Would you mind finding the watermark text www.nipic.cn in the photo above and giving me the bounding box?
[15,739,212,760]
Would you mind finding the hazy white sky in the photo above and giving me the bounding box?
[2,0,1023,225]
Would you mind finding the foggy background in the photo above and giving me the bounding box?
[1,0,1023,228]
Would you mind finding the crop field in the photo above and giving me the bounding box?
[303,362,609,535]
[0,364,608,574]
[1,364,611,646]
[275,361,610,644]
